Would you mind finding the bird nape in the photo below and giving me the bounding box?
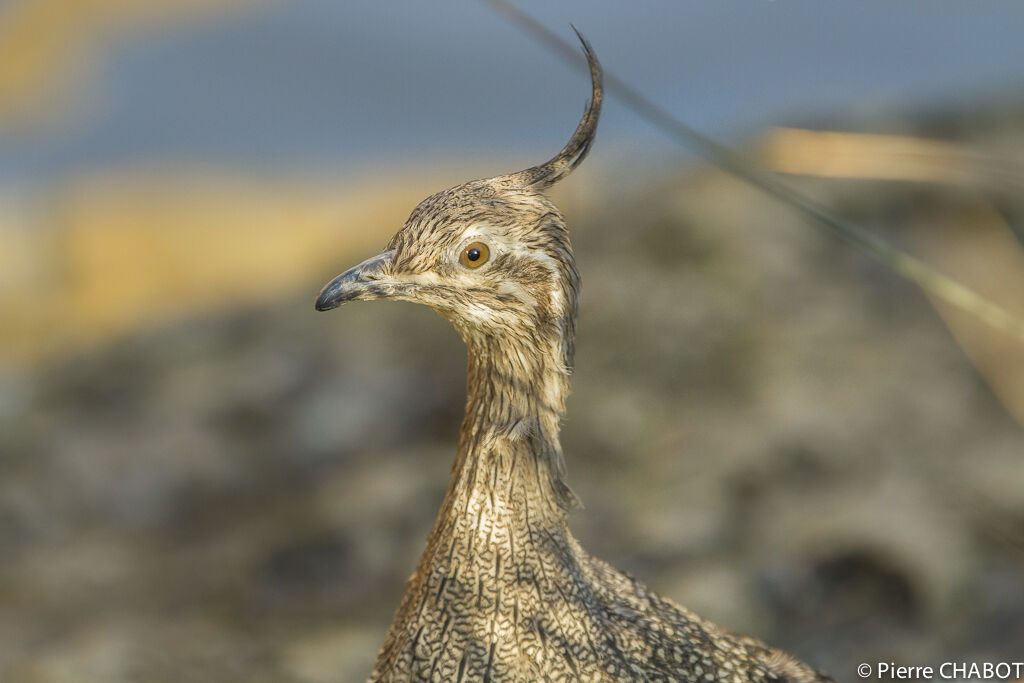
[315,32,831,683]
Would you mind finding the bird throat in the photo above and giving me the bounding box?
[370,329,585,677]
[454,332,576,524]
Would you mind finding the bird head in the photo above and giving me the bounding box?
[315,32,601,361]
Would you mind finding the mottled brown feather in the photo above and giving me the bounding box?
[319,33,832,683]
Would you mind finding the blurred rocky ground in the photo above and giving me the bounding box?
[2,106,1024,682]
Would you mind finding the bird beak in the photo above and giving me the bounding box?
[315,250,397,311]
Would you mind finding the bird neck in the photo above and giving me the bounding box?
[449,332,576,523]
[370,328,586,673]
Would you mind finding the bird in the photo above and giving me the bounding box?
[315,31,831,683]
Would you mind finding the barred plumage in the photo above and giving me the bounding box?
[315,33,830,683]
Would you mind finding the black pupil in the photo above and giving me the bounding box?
[467,247,481,261]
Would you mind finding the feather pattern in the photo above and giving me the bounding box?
[316,32,831,683]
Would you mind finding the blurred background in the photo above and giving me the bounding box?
[2,1,1024,681]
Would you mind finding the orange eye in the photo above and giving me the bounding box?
[459,241,490,269]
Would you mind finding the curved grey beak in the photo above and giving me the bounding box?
[315,250,396,311]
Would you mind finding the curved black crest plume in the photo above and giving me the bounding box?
[501,28,602,191]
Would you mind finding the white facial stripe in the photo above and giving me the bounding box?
[496,280,537,309]
[517,247,565,318]
[403,271,444,286]
[454,224,524,262]
[465,301,497,322]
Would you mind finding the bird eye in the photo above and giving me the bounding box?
[459,241,490,269]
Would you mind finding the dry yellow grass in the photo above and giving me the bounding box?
[756,127,1022,191]
[0,167,452,366]
[916,201,1024,426]
[756,127,1024,427]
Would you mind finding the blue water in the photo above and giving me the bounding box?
[1,0,1023,183]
